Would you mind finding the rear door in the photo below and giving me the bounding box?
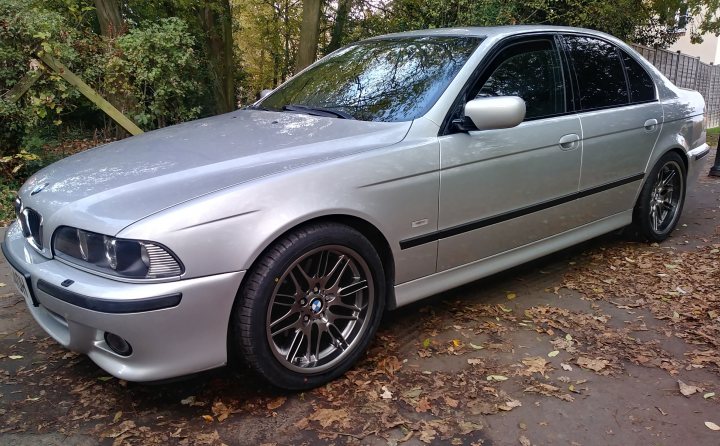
[436,35,583,271]
[562,34,662,220]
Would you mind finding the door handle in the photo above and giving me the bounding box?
[558,133,580,151]
[644,119,658,131]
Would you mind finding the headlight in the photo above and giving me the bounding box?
[53,227,184,279]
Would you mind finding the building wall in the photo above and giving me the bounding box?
[668,32,720,64]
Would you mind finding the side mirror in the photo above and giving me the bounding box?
[259,89,274,100]
[464,96,526,131]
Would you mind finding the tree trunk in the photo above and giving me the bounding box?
[200,0,235,113]
[327,0,351,53]
[94,0,124,38]
[296,0,322,72]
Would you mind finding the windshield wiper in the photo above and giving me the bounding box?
[281,104,355,120]
[245,104,270,111]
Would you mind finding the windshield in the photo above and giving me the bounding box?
[258,36,482,122]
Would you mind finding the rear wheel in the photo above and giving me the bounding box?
[633,152,686,242]
[231,223,385,390]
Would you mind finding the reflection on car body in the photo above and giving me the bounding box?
[2,25,709,389]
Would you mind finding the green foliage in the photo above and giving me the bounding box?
[108,18,203,127]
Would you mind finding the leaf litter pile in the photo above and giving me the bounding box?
[562,242,720,375]
[1,235,719,444]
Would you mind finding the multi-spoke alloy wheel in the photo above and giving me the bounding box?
[232,223,385,390]
[633,152,686,242]
[266,245,374,373]
[648,161,682,234]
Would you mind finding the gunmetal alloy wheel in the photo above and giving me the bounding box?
[233,223,385,390]
[266,245,375,373]
[648,160,683,234]
[634,152,686,242]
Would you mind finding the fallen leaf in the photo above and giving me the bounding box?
[506,292,517,300]
[468,358,483,365]
[705,421,720,431]
[402,387,423,399]
[519,435,531,446]
[704,392,715,399]
[499,399,522,411]
[97,376,113,382]
[212,401,232,422]
[561,363,573,371]
[180,396,206,407]
[498,304,513,313]
[458,420,483,434]
[308,408,350,429]
[202,415,214,423]
[443,395,459,408]
[8,355,23,360]
[522,357,549,376]
[548,350,559,358]
[266,396,286,411]
[576,357,608,372]
[113,411,122,423]
[380,385,393,399]
[415,397,432,413]
[418,427,437,444]
[101,421,136,440]
[469,343,484,350]
[678,380,699,397]
[452,339,461,348]
[422,338,431,348]
[486,375,508,381]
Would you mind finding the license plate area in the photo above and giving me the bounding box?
[9,263,39,307]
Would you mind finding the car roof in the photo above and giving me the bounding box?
[366,25,615,41]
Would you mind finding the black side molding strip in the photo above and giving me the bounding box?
[400,172,645,250]
[37,279,181,314]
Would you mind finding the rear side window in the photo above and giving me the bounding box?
[564,35,629,110]
[621,51,656,103]
[475,39,565,120]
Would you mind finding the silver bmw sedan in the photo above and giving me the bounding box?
[2,25,709,389]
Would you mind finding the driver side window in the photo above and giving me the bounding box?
[476,39,566,120]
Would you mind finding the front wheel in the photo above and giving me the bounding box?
[633,152,686,242]
[231,223,385,390]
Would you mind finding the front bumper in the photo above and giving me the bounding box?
[2,222,245,381]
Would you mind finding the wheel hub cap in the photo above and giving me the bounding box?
[310,297,323,314]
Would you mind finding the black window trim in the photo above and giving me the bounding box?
[439,32,577,136]
[558,32,659,114]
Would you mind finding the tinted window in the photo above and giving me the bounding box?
[621,51,656,103]
[476,40,565,120]
[565,36,629,110]
[259,36,481,122]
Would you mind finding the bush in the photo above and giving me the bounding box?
[106,18,203,128]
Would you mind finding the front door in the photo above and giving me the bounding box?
[437,35,583,271]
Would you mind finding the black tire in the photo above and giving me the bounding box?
[632,151,687,242]
[231,222,385,390]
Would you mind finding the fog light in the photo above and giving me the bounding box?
[104,332,132,356]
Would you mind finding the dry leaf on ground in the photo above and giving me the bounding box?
[678,380,699,397]
[576,357,608,372]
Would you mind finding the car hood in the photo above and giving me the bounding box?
[19,109,411,241]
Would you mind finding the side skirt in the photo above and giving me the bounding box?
[392,210,632,308]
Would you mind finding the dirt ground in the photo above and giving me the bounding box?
[1,155,719,446]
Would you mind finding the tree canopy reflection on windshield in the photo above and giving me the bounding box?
[260,36,482,122]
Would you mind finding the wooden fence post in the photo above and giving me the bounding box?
[37,53,143,136]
